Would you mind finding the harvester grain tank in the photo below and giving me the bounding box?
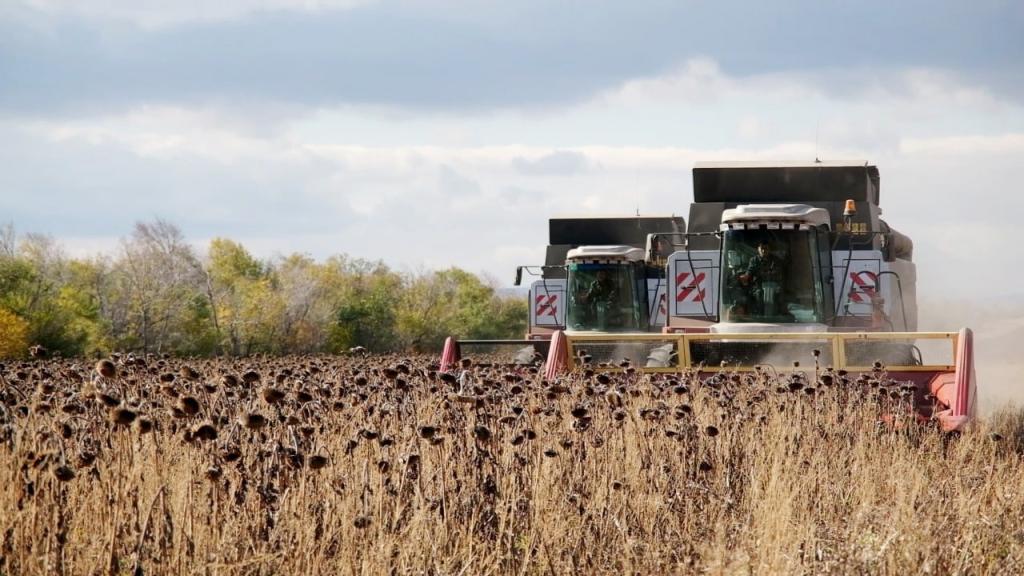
[440,162,976,431]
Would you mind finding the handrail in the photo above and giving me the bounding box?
[682,331,958,340]
[560,331,959,373]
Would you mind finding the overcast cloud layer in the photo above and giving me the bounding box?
[4,1,1024,114]
[2,0,1022,304]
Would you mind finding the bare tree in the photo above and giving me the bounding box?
[0,223,15,258]
[118,219,206,353]
[15,233,65,316]
[275,254,327,353]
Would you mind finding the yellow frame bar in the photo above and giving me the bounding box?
[562,331,958,373]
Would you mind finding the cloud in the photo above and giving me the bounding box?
[2,52,1023,301]
[11,0,376,28]
[1,1,1021,117]
[437,165,481,198]
[512,151,591,176]
[900,133,1024,155]
[0,114,352,239]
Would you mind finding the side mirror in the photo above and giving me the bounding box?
[514,266,523,286]
[647,234,658,262]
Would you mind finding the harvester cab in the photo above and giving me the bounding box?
[715,204,834,332]
[565,246,648,333]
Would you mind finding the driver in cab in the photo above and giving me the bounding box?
[739,241,785,316]
[741,241,782,286]
[582,269,617,305]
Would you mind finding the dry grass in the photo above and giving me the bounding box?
[1,354,1023,575]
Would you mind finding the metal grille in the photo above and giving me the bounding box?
[459,341,550,367]
[568,339,680,369]
[687,338,834,369]
[561,331,960,373]
[843,337,954,370]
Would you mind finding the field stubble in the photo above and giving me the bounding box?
[1,353,1023,575]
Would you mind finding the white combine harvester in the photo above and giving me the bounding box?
[441,161,976,431]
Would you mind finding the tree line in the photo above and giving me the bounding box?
[0,220,527,359]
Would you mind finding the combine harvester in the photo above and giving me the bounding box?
[441,162,976,431]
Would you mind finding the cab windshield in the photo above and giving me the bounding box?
[567,263,642,331]
[720,229,829,324]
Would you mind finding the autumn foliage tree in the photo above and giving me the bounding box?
[396,268,528,352]
[0,308,29,359]
[0,221,526,356]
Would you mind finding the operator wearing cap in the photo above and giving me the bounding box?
[740,241,785,316]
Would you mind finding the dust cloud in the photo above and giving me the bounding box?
[919,298,1024,413]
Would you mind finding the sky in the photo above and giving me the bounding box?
[1,0,1023,305]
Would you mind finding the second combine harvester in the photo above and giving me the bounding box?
[441,161,976,431]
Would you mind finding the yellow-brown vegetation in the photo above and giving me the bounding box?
[0,308,29,359]
[0,355,1022,574]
